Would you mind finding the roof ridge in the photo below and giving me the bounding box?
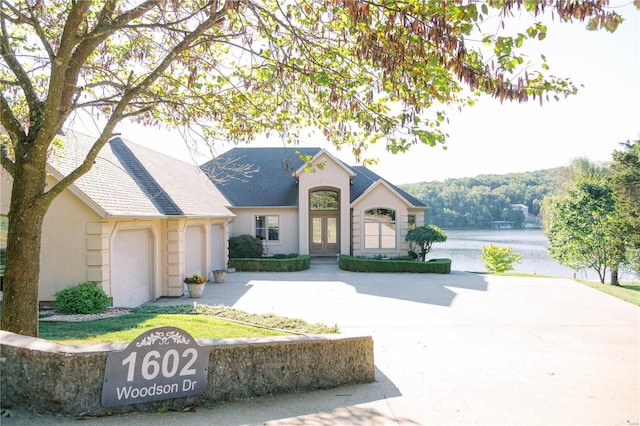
[109,137,184,215]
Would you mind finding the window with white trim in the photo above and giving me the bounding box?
[364,208,396,249]
[256,215,279,241]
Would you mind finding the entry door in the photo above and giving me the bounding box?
[310,214,339,255]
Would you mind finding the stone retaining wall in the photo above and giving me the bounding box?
[0,331,374,416]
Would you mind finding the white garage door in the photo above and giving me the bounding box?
[112,228,152,307]
[185,226,204,277]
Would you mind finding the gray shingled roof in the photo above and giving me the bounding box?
[201,147,321,206]
[51,130,233,218]
[202,147,425,208]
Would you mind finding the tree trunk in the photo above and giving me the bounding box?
[0,157,49,337]
[610,268,620,286]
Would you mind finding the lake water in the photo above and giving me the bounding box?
[427,229,632,281]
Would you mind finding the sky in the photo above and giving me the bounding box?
[85,1,639,185]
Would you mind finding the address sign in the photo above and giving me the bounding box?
[101,326,209,407]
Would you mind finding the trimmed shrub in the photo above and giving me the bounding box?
[272,253,299,259]
[405,225,448,261]
[229,255,311,272]
[229,235,263,259]
[339,255,451,274]
[54,282,111,314]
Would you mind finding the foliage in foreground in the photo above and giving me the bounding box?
[0,0,627,337]
[480,244,523,273]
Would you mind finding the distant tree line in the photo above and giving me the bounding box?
[401,169,565,229]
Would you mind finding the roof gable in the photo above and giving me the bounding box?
[293,149,356,178]
[350,166,426,207]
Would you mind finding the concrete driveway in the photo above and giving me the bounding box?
[8,261,639,425]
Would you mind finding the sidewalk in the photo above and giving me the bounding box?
[6,262,639,425]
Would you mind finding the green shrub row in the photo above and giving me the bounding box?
[228,255,311,272]
[339,255,451,274]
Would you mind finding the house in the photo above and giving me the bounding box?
[1,132,426,308]
[0,130,234,307]
[201,147,426,258]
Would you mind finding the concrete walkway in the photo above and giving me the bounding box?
[7,261,639,425]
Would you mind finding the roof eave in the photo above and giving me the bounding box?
[226,205,298,210]
[351,179,426,209]
[46,165,110,219]
[103,213,235,220]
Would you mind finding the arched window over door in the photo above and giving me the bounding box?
[309,190,339,255]
[310,190,339,211]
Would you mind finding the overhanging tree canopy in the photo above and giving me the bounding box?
[0,0,626,336]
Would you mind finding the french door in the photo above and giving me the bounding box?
[310,213,339,256]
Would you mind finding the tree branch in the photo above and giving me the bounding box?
[0,138,16,179]
[45,1,233,202]
[0,4,41,112]
[24,1,54,61]
[121,2,233,107]
[0,88,26,146]
[36,0,91,141]
[43,119,118,204]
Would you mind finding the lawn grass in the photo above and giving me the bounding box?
[472,272,640,306]
[39,313,290,345]
[38,304,339,345]
[577,280,640,307]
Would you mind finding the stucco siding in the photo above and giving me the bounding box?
[41,178,103,301]
[165,218,230,296]
[210,222,226,271]
[297,153,352,255]
[351,184,414,257]
[229,208,299,255]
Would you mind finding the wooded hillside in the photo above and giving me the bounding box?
[401,168,566,229]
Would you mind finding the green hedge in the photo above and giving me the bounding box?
[339,255,451,274]
[228,255,311,272]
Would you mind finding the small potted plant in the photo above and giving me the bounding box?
[213,269,227,283]
[183,273,207,298]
